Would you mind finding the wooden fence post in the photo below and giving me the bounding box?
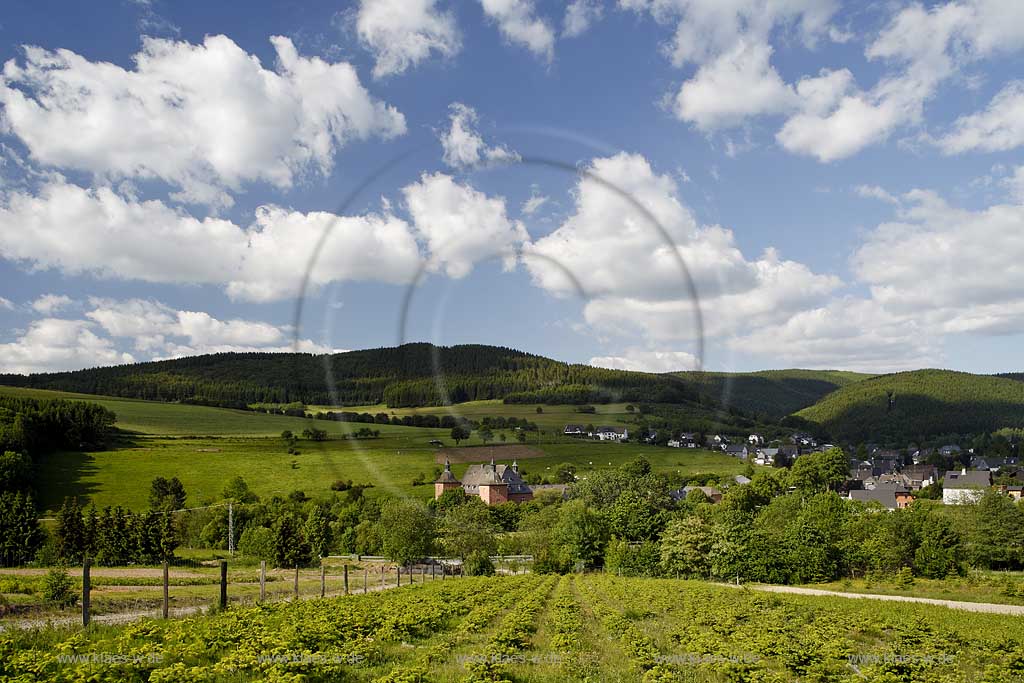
[344,564,349,595]
[162,560,169,619]
[397,566,401,586]
[293,566,299,600]
[219,560,228,610]
[364,569,368,594]
[82,560,91,628]
[320,561,326,598]
[259,561,266,602]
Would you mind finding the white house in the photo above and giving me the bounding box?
[942,469,991,505]
[754,448,778,466]
[596,426,628,442]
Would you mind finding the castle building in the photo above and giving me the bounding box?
[434,458,534,505]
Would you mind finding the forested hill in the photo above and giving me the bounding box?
[794,369,1024,443]
[672,369,873,419]
[0,343,703,408]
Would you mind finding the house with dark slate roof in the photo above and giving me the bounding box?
[942,468,991,505]
[434,458,534,505]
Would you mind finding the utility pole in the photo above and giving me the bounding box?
[228,502,234,555]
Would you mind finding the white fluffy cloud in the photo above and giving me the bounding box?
[477,0,556,60]
[526,153,837,307]
[0,297,14,310]
[936,81,1024,154]
[30,293,73,314]
[0,179,423,302]
[590,348,698,373]
[0,318,135,374]
[727,298,939,372]
[779,0,1024,161]
[356,0,461,78]
[624,0,838,130]
[524,152,839,344]
[439,103,519,169]
[563,0,603,38]
[0,298,340,374]
[852,188,1024,334]
[674,41,796,131]
[83,297,335,359]
[0,35,405,207]
[621,0,838,68]
[403,172,529,278]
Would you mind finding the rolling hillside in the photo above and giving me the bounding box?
[0,343,702,408]
[673,369,873,418]
[795,369,1024,443]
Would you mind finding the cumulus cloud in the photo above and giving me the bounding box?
[524,152,839,344]
[855,184,899,204]
[0,297,343,374]
[936,81,1024,153]
[674,41,796,131]
[1005,166,1024,202]
[563,0,603,38]
[0,179,423,302]
[0,318,135,374]
[589,348,699,373]
[779,0,1024,161]
[356,0,461,78]
[477,0,556,60]
[30,293,74,314]
[0,35,405,207]
[403,172,529,278]
[727,298,939,372]
[623,0,838,129]
[852,188,1024,335]
[439,103,519,169]
[0,297,15,310]
[521,190,549,215]
[84,297,335,359]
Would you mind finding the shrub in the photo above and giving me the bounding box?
[43,566,77,608]
[238,526,275,562]
[464,551,495,576]
[894,566,915,588]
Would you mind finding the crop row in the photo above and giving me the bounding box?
[461,575,558,682]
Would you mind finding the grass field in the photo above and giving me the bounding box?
[3,386,746,513]
[4,573,1023,681]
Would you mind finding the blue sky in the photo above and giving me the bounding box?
[1,0,1023,376]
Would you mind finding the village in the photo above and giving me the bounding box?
[551,423,1020,511]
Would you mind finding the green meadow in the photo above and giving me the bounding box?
[312,399,638,429]
[3,386,746,513]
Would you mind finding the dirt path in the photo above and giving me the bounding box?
[727,583,1024,615]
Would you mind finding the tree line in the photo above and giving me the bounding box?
[0,343,701,409]
[0,395,117,566]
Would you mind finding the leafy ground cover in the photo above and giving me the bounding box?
[4,574,1024,682]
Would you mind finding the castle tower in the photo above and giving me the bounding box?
[434,459,461,499]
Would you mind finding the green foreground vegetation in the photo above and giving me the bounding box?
[4,573,1024,682]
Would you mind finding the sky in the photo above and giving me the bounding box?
[1,0,1023,376]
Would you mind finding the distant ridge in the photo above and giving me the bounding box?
[795,369,1024,443]
[673,369,874,419]
[0,343,701,408]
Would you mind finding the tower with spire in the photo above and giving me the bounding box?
[433,458,461,499]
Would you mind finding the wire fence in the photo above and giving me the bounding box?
[0,554,533,630]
